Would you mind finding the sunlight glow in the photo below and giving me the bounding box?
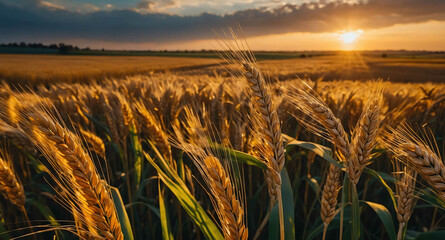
[339,30,363,44]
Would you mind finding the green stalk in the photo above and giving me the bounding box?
[351,183,360,240]
[339,175,349,240]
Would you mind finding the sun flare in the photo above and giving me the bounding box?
[339,30,363,44]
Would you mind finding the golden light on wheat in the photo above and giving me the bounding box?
[0,37,443,240]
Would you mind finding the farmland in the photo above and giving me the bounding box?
[0,50,444,240]
[0,51,444,85]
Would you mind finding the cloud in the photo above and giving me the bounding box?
[137,0,156,10]
[136,0,177,13]
[40,1,65,10]
[0,0,444,44]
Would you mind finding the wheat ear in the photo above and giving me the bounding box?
[394,163,417,240]
[385,125,445,201]
[98,91,120,145]
[80,128,106,159]
[205,156,248,240]
[216,34,284,232]
[135,102,172,162]
[288,83,349,240]
[0,154,25,210]
[242,63,285,240]
[349,95,382,184]
[400,143,445,200]
[243,63,284,199]
[320,164,341,240]
[0,121,36,153]
[28,112,123,240]
[289,86,350,161]
[172,107,248,240]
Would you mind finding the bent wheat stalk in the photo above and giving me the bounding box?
[288,84,350,162]
[173,108,248,240]
[385,125,445,201]
[400,144,444,199]
[24,111,123,240]
[288,82,350,239]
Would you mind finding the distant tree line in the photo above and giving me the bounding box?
[0,42,215,54]
[0,42,90,53]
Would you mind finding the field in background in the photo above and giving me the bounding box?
[0,51,444,85]
[0,54,217,84]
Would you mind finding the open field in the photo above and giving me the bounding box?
[0,52,444,85]
[0,54,217,84]
[209,52,445,82]
[0,50,444,240]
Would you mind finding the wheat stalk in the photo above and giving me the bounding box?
[320,164,341,239]
[204,156,248,240]
[173,107,248,240]
[98,91,120,145]
[217,33,285,239]
[108,93,128,145]
[242,62,285,240]
[243,63,285,194]
[394,163,417,240]
[385,125,445,201]
[80,128,106,159]
[400,143,444,200]
[120,98,136,132]
[135,101,172,162]
[0,121,36,153]
[0,153,25,210]
[349,93,382,184]
[25,111,123,240]
[289,85,350,162]
[288,82,353,240]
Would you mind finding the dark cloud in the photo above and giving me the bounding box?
[0,0,444,43]
[136,0,176,12]
[137,0,156,10]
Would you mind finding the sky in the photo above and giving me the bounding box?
[0,0,444,50]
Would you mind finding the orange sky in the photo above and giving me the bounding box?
[2,0,445,51]
[97,21,444,51]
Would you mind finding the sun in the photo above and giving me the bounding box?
[338,30,363,44]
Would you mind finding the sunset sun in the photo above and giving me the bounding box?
[338,30,363,44]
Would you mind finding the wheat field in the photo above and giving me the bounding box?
[0,48,444,240]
